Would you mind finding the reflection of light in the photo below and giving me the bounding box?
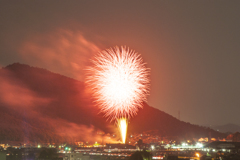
[213,149,216,152]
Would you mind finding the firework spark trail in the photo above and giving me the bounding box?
[117,118,128,144]
[86,46,150,121]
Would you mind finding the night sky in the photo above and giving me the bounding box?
[0,1,240,126]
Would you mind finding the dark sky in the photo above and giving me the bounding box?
[0,1,240,126]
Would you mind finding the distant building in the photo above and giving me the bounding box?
[64,153,90,160]
[106,143,135,149]
[205,141,240,153]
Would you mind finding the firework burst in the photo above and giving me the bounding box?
[86,46,150,121]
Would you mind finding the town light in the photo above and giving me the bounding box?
[196,153,200,157]
[151,145,155,150]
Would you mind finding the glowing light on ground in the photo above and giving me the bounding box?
[117,118,128,144]
[86,46,150,143]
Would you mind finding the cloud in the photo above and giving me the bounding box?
[19,29,101,80]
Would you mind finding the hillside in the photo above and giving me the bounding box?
[0,63,225,143]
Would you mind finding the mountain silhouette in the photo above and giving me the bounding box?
[0,63,225,143]
[210,123,240,133]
